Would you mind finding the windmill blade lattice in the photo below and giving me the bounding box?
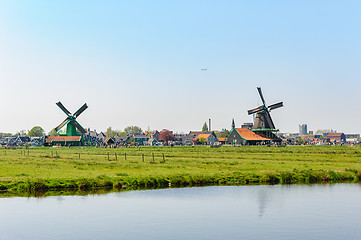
[257,87,266,105]
[74,103,88,118]
[71,120,87,134]
[268,102,283,111]
[248,105,265,115]
[56,102,71,116]
[55,119,69,132]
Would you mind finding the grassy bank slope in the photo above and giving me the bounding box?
[1,145,361,193]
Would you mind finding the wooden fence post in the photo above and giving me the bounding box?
[125,152,127,160]
[163,153,165,162]
[107,152,109,160]
[152,153,154,162]
[115,153,117,160]
[79,153,80,159]
[142,154,144,162]
[51,151,53,157]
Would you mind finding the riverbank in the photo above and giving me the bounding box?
[1,145,361,195]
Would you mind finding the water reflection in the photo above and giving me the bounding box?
[0,187,123,198]
[257,186,271,217]
[1,184,361,240]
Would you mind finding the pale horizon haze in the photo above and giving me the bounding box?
[1,0,360,134]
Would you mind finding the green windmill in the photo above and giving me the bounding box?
[54,102,88,136]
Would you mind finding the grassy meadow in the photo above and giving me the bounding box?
[1,145,361,194]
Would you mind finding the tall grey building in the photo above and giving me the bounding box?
[299,124,308,135]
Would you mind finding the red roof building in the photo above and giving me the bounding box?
[217,137,227,143]
[327,133,346,143]
[194,133,218,145]
[227,128,279,145]
[44,136,83,146]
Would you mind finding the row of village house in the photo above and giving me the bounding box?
[280,132,360,145]
[1,128,359,147]
[44,127,285,146]
[1,128,274,147]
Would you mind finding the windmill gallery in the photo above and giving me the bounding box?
[41,87,284,147]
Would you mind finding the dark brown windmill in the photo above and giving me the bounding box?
[248,87,283,130]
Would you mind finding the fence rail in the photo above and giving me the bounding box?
[1,148,168,163]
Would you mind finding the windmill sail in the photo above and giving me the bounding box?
[55,119,69,132]
[268,102,283,111]
[74,103,88,118]
[71,120,87,134]
[54,102,88,136]
[56,102,71,116]
[257,87,266,105]
[248,106,264,115]
[264,112,275,129]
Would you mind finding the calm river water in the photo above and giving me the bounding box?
[1,184,361,240]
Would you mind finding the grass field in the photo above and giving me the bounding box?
[1,145,361,195]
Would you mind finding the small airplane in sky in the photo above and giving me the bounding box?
[201,68,207,71]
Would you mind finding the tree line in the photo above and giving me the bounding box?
[105,126,143,137]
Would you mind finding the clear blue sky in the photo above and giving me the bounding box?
[1,0,360,134]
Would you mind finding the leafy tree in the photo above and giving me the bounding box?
[196,136,207,145]
[315,129,331,135]
[16,130,27,136]
[105,127,112,137]
[159,129,175,144]
[28,126,45,137]
[217,130,230,138]
[0,132,12,137]
[48,128,59,136]
[124,126,142,135]
[105,127,117,137]
[106,127,126,137]
[202,122,208,132]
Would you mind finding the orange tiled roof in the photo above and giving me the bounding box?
[45,136,81,143]
[327,133,343,137]
[218,137,227,142]
[196,134,211,139]
[235,128,271,141]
